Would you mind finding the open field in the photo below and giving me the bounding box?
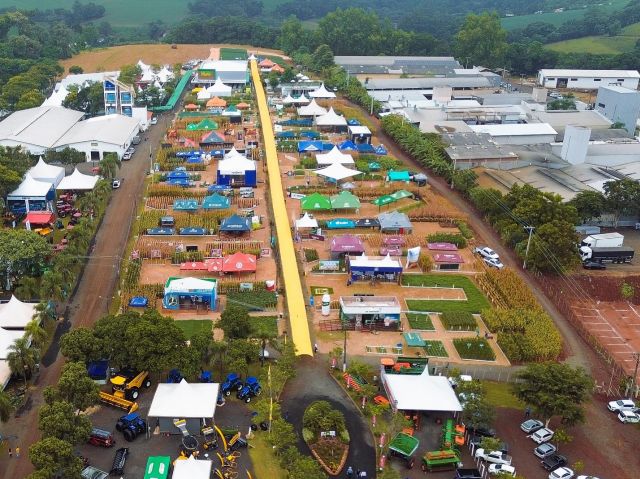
[60,43,287,72]
[547,22,640,54]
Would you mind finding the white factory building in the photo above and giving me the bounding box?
[537,69,640,90]
[468,123,558,145]
[0,106,140,161]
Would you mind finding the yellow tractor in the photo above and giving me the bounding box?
[99,369,151,413]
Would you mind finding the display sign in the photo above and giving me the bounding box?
[319,260,340,271]
[240,283,254,291]
[210,249,223,258]
[310,233,325,241]
[260,248,271,257]
[290,192,306,200]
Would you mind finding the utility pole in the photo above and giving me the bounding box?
[629,352,640,398]
[370,95,374,116]
[523,226,535,269]
[450,158,457,189]
[342,327,348,372]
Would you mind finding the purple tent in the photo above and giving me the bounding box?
[428,242,458,251]
[330,234,365,257]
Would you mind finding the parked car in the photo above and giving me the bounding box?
[617,410,640,423]
[122,151,133,161]
[88,428,115,447]
[534,442,557,459]
[582,261,606,270]
[467,425,497,438]
[81,466,109,479]
[607,399,635,412]
[474,449,512,466]
[530,427,554,444]
[150,117,158,125]
[488,464,516,476]
[542,454,567,471]
[549,467,574,479]
[474,246,499,260]
[483,257,504,269]
[112,179,121,189]
[520,419,544,434]
[126,146,135,154]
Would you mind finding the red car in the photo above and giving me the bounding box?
[88,428,115,447]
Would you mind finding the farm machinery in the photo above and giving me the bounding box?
[99,369,151,413]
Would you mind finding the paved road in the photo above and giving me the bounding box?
[281,357,377,475]
[0,114,170,479]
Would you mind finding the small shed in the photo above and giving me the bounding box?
[162,277,217,310]
[433,253,464,271]
[378,212,413,234]
[330,234,365,258]
[339,296,401,330]
[295,213,318,230]
[24,211,55,230]
[348,125,372,144]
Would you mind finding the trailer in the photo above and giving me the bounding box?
[581,232,624,249]
[421,449,461,472]
[580,246,635,263]
[387,432,420,468]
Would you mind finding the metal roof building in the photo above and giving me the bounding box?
[335,56,462,75]
[537,69,640,90]
[365,76,494,91]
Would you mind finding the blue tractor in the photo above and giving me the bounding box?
[237,377,262,403]
[115,413,147,442]
[167,369,183,383]
[221,373,243,396]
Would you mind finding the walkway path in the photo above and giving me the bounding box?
[250,59,313,356]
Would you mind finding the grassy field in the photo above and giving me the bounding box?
[174,319,213,338]
[403,274,490,314]
[220,48,248,61]
[483,380,524,410]
[547,22,640,54]
[247,434,287,479]
[250,316,279,337]
[406,312,435,331]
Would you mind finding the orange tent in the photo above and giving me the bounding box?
[259,58,275,68]
[185,103,199,110]
[236,102,250,110]
[206,96,227,108]
[271,64,285,74]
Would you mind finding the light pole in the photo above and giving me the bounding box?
[523,226,535,269]
[342,326,347,372]
[370,95,374,116]
[629,352,640,398]
[450,158,457,189]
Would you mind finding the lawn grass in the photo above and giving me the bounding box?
[483,381,524,410]
[174,319,212,338]
[250,315,279,337]
[403,274,490,313]
[247,433,287,479]
[406,313,435,331]
[423,340,448,358]
[220,48,248,60]
[453,338,495,361]
[547,21,640,54]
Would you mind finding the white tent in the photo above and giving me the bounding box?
[316,146,354,165]
[28,157,65,187]
[165,278,217,294]
[8,174,53,200]
[197,89,211,100]
[295,213,318,229]
[206,78,232,98]
[223,147,247,160]
[297,99,327,117]
[0,328,26,360]
[218,156,256,175]
[316,107,347,127]
[57,168,99,191]
[293,94,311,105]
[0,360,11,390]
[309,83,337,99]
[349,254,402,269]
[382,368,462,412]
[42,85,69,107]
[314,163,361,181]
[282,94,296,105]
[0,296,37,329]
[172,457,213,479]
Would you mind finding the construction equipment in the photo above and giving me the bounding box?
[387,432,419,469]
[201,425,219,450]
[115,413,147,442]
[99,391,138,414]
[421,449,461,472]
[99,369,150,412]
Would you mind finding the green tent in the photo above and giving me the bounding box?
[301,192,332,211]
[330,191,360,210]
[143,456,170,479]
[372,194,395,207]
[186,118,219,131]
[387,170,411,182]
[390,190,414,201]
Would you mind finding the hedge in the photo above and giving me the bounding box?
[440,311,477,331]
[426,232,467,249]
[453,338,495,361]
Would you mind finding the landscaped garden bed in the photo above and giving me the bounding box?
[403,274,489,313]
[250,315,278,337]
[423,340,448,358]
[406,312,435,330]
[303,401,349,475]
[440,311,477,331]
[227,291,277,311]
[453,338,495,361]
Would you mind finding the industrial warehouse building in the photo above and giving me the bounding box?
[537,69,640,90]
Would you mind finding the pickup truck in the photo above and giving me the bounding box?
[474,448,512,466]
[541,454,567,471]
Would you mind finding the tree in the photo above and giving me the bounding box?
[29,437,84,478]
[56,361,99,412]
[267,418,297,453]
[0,163,22,200]
[38,400,91,444]
[0,229,49,290]
[460,395,495,430]
[24,319,47,350]
[68,65,83,74]
[553,428,573,452]
[454,12,507,68]
[39,270,66,302]
[288,454,326,479]
[603,179,640,226]
[513,363,593,426]
[15,89,44,110]
[312,44,334,72]
[218,304,252,339]
[99,152,121,179]
[60,327,102,363]
[569,190,607,223]
[0,390,13,422]
[7,336,37,387]
[621,282,635,301]
[548,96,577,110]
[118,64,141,85]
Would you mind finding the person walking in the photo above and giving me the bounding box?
[524,406,531,418]
[15,447,20,458]
[314,343,319,353]
[346,466,354,478]
[8,448,12,458]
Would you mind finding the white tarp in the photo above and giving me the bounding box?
[309,83,337,99]
[348,254,402,269]
[148,379,219,418]
[57,168,99,191]
[172,457,213,479]
[314,163,361,181]
[0,296,37,329]
[0,328,26,360]
[8,174,52,199]
[316,107,347,127]
[28,157,65,187]
[316,146,354,165]
[295,213,318,229]
[164,278,216,294]
[297,99,327,117]
[382,368,462,412]
[218,156,256,174]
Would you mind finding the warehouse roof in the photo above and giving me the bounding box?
[54,114,139,147]
[365,77,492,90]
[469,123,557,137]
[539,69,640,79]
[0,106,83,148]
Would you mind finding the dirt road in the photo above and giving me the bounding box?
[0,114,170,478]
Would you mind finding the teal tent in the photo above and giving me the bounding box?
[327,218,356,229]
[173,199,199,211]
[387,170,411,182]
[368,162,381,171]
[330,191,360,210]
[202,193,230,209]
[186,118,219,131]
[372,194,395,207]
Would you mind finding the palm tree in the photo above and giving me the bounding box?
[24,319,47,350]
[39,270,65,303]
[7,337,37,388]
[0,390,13,422]
[99,153,121,179]
[15,276,40,301]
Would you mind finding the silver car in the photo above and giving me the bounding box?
[534,442,557,459]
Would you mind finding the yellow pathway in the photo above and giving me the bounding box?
[250,60,313,356]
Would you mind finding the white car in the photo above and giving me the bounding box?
[607,399,635,412]
[488,464,516,476]
[530,427,554,444]
[474,246,499,260]
[122,151,133,160]
[534,442,557,459]
[549,467,574,479]
[577,476,601,479]
[112,179,121,189]
[484,257,504,269]
[150,117,158,125]
[618,410,640,423]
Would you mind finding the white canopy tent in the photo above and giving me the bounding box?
[316,146,354,165]
[295,213,318,229]
[0,361,11,390]
[172,457,213,479]
[0,296,37,329]
[293,94,310,105]
[57,168,99,191]
[309,83,337,99]
[207,78,232,97]
[382,368,462,412]
[282,94,296,105]
[297,99,327,117]
[7,174,53,211]
[348,254,402,270]
[218,156,256,175]
[314,163,361,181]
[316,107,348,127]
[0,328,26,360]
[27,157,65,188]
[197,89,212,101]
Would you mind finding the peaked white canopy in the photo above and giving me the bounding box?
[148,379,219,419]
[8,174,53,199]
[349,254,402,269]
[316,107,347,127]
[172,456,213,479]
[56,168,99,191]
[309,83,337,99]
[28,157,65,187]
[0,328,27,360]
[223,147,245,160]
[298,99,327,116]
[218,155,256,174]
[295,213,318,229]
[314,163,361,181]
[165,277,216,294]
[206,78,232,97]
[282,94,296,105]
[293,94,311,105]
[0,296,37,329]
[316,146,354,165]
[197,89,212,100]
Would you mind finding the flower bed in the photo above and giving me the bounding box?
[453,338,495,361]
[309,439,349,476]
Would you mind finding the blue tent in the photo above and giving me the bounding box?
[180,227,206,235]
[210,149,225,157]
[147,227,175,235]
[176,150,204,157]
[208,184,232,193]
[339,140,357,151]
[298,140,323,153]
[129,296,148,307]
[387,170,411,182]
[167,170,189,180]
[322,143,335,151]
[347,119,361,126]
[357,143,375,153]
[202,193,231,209]
[278,118,313,127]
[187,157,203,164]
[173,199,199,211]
[220,214,251,232]
[299,130,320,139]
[167,178,191,187]
[276,131,296,139]
[327,218,357,229]
[375,145,388,155]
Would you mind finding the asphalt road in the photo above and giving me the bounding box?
[0,114,170,479]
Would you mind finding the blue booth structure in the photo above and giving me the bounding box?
[220,214,251,234]
[163,277,217,311]
[7,174,55,213]
[173,199,199,211]
[202,193,231,210]
[347,254,404,283]
[216,150,257,187]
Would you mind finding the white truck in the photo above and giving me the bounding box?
[581,232,624,249]
[474,449,512,466]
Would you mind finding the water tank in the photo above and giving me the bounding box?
[321,293,331,316]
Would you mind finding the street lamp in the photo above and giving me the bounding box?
[342,326,348,372]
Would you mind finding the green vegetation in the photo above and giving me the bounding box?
[220,47,248,60]
[547,30,640,55]
[426,232,467,248]
[251,316,279,338]
[483,381,524,409]
[174,319,213,339]
[423,340,448,358]
[304,249,319,262]
[453,338,496,361]
[403,274,490,313]
[227,291,278,311]
[406,313,435,331]
[247,434,287,479]
[440,311,477,331]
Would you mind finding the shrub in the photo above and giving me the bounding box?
[302,427,314,443]
[441,311,477,331]
[417,253,433,272]
[304,248,319,262]
[453,338,495,361]
[339,428,350,443]
[426,232,467,248]
[456,220,474,239]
